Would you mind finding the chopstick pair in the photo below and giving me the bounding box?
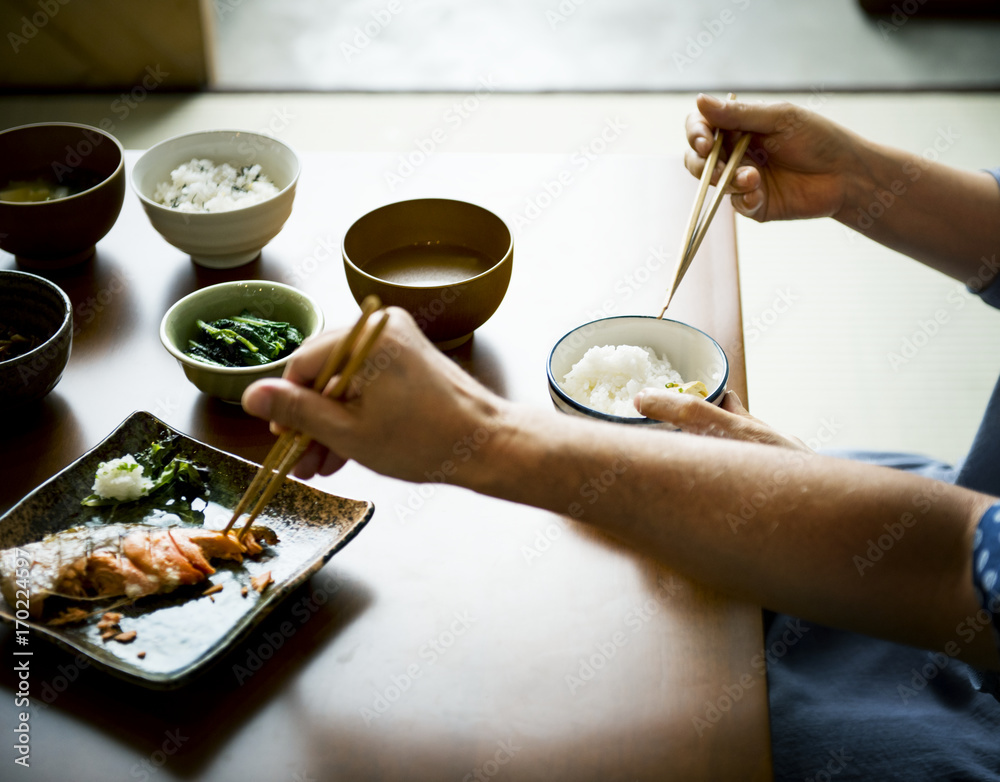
[223,295,388,541]
[658,93,753,318]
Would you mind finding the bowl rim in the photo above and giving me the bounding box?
[0,269,73,368]
[0,121,125,207]
[341,196,514,290]
[546,314,730,425]
[130,128,301,214]
[158,280,324,375]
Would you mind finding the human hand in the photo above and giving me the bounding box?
[634,388,810,452]
[685,94,860,222]
[241,307,506,483]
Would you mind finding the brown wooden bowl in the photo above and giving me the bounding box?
[342,198,513,350]
[0,123,125,269]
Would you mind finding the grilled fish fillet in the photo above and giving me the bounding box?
[0,525,270,618]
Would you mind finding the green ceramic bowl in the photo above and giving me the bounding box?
[159,280,324,403]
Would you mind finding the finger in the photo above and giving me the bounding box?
[684,148,726,185]
[696,94,795,136]
[720,389,750,416]
[318,449,348,476]
[243,377,351,447]
[290,440,324,479]
[290,440,347,479]
[636,387,790,445]
[634,388,743,438]
[281,328,349,387]
[285,306,412,391]
[730,166,759,194]
[732,189,764,218]
[713,390,812,450]
[684,111,716,156]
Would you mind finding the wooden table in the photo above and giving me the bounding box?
[0,150,771,781]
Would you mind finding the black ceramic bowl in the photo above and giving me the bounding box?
[0,122,125,268]
[0,270,73,406]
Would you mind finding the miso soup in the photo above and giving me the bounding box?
[0,169,105,203]
[365,243,496,286]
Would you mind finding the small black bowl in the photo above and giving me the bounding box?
[0,270,73,407]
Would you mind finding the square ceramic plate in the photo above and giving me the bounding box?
[0,410,374,689]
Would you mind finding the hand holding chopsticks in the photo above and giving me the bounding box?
[658,93,753,318]
[224,295,388,540]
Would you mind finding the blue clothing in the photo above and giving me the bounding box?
[974,502,1000,641]
[767,168,1000,781]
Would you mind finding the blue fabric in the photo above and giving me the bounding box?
[957,378,1000,495]
[972,502,1000,699]
[766,613,1000,781]
[767,167,1000,781]
[766,452,1000,781]
[955,166,1000,493]
[973,503,1000,621]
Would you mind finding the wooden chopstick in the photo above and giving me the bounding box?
[223,295,387,540]
[682,131,753,276]
[658,93,750,318]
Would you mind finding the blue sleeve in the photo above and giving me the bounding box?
[970,501,1000,697]
[970,167,1000,309]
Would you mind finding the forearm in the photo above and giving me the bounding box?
[245,312,999,665]
[472,402,999,667]
[835,134,1000,287]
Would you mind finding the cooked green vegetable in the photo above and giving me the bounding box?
[184,309,304,368]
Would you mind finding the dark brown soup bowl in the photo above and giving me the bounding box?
[0,122,125,269]
[342,198,513,350]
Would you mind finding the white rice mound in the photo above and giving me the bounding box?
[91,455,153,502]
[153,158,280,213]
[561,344,684,417]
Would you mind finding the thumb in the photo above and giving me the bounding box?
[242,377,346,441]
[696,94,792,136]
[635,387,736,437]
[720,389,750,416]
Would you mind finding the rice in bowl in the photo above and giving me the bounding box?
[562,344,708,418]
[153,158,279,213]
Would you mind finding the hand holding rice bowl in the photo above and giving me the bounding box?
[547,315,728,426]
[131,130,300,269]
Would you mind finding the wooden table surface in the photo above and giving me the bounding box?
[0,150,771,781]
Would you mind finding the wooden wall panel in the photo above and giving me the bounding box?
[1,0,215,89]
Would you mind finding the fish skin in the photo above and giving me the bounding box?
[0,525,266,618]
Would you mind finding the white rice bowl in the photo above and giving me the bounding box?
[153,158,279,213]
[91,455,153,501]
[561,344,685,418]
